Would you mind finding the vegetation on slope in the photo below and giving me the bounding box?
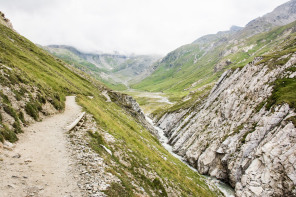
[43,45,128,91]
[44,45,160,91]
[132,21,296,104]
[0,23,220,196]
[255,34,296,111]
[144,21,296,123]
[78,96,220,196]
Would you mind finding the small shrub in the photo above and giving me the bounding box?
[3,104,18,120]
[13,120,22,134]
[240,124,256,144]
[54,93,61,101]
[6,73,19,85]
[104,182,131,197]
[37,93,46,104]
[233,124,244,134]
[0,125,18,143]
[255,101,266,113]
[241,132,248,144]
[50,98,64,110]
[152,178,168,197]
[16,74,28,84]
[0,91,10,104]
[265,78,296,110]
[18,111,25,123]
[25,102,39,120]
[13,90,22,101]
[19,86,27,96]
[87,130,105,144]
[222,124,244,142]
[87,130,107,154]
[35,101,42,111]
[0,133,3,143]
[287,116,296,127]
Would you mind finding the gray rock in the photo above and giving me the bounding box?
[156,53,296,196]
[3,141,15,151]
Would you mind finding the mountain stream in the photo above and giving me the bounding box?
[145,116,235,197]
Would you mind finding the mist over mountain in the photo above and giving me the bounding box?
[43,45,161,90]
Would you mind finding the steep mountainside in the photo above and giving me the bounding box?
[241,0,296,37]
[132,0,296,101]
[43,45,160,90]
[0,13,221,196]
[155,23,296,196]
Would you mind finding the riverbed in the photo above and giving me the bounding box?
[145,116,235,197]
[123,89,174,114]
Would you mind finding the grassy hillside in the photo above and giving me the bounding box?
[43,45,160,90]
[132,21,296,102]
[0,23,220,196]
[149,21,296,122]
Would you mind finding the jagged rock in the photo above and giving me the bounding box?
[108,90,158,137]
[156,53,296,196]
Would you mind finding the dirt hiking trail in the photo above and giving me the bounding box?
[0,96,82,197]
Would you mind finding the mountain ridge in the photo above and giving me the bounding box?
[132,0,296,101]
[43,45,161,90]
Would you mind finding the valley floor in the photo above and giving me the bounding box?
[0,96,82,197]
[123,89,174,114]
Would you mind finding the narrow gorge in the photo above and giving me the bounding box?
[153,52,296,196]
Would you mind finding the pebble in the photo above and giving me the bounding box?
[12,153,21,158]
[7,184,16,189]
[25,159,32,163]
[3,141,15,151]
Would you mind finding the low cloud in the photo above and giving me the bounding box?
[0,0,289,55]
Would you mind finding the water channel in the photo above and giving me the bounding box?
[145,116,235,197]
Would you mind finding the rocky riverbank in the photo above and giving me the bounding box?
[155,54,296,196]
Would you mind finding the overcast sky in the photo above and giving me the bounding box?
[0,0,289,55]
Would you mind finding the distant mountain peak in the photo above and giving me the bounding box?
[230,25,243,32]
[243,0,296,35]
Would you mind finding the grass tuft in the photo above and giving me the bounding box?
[25,102,39,120]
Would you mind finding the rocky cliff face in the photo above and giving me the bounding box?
[108,90,158,136]
[239,0,296,38]
[156,52,296,196]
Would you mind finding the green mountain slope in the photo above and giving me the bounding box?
[153,26,296,196]
[0,17,220,196]
[132,1,296,101]
[43,45,161,90]
[152,20,296,120]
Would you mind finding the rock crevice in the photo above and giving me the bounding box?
[156,53,296,196]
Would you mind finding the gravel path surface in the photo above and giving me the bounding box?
[0,96,82,197]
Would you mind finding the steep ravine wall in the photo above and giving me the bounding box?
[108,90,158,136]
[156,54,296,196]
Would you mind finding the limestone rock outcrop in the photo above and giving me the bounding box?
[108,90,158,136]
[157,53,296,196]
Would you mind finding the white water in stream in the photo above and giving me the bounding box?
[145,116,235,197]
